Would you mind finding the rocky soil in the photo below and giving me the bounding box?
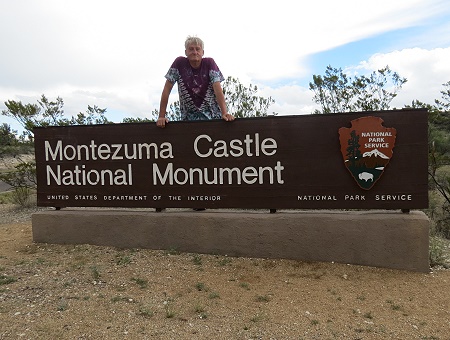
[1,203,450,339]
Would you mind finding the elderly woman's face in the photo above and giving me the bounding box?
[185,43,204,65]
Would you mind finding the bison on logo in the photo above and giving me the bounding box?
[338,116,396,190]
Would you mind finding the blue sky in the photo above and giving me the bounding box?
[1,0,450,133]
[306,11,450,86]
[309,34,399,76]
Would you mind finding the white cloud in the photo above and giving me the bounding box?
[259,84,317,116]
[352,47,450,107]
[1,0,450,128]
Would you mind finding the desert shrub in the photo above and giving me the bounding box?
[428,167,450,239]
[0,191,13,204]
[434,211,450,239]
[10,187,35,208]
[429,234,448,267]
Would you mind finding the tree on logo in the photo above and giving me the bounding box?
[346,130,362,167]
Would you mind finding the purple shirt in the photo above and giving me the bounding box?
[165,57,225,120]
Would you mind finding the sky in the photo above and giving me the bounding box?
[1,0,450,133]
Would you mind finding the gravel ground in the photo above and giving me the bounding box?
[1,204,450,339]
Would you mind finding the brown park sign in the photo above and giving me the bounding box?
[34,109,428,210]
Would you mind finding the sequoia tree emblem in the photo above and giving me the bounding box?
[338,116,396,190]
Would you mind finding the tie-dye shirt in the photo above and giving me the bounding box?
[165,57,225,121]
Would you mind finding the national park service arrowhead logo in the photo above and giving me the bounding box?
[338,116,396,190]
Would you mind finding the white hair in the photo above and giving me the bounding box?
[185,36,204,50]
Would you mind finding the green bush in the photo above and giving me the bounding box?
[10,187,36,208]
[429,235,448,267]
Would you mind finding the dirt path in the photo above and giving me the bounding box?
[1,204,450,339]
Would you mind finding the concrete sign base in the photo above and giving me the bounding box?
[32,209,430,272]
